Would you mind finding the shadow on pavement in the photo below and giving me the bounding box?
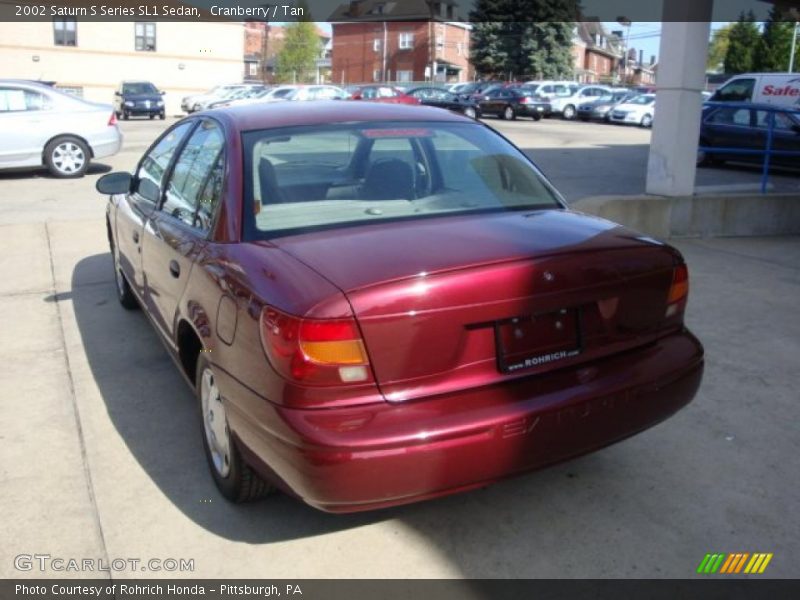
[520,144,800,202]
[0,163,112,180]
[69,253,392,543]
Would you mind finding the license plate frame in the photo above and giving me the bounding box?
[492,307,584,375]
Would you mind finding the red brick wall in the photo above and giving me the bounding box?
[332,21,471,85]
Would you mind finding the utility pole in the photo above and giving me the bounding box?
[790,21,798,73]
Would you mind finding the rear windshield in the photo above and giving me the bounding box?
[123,82,158,95]
[242,121,563,239]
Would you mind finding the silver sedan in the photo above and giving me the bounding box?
[0,79,122,178]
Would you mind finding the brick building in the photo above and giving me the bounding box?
[329,0,472,84]
[576,21,623,84]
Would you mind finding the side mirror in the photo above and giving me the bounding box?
[96,171,132,195]
[114,91,121,96]
[160,90,166,96]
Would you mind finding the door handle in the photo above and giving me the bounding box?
[169,260,181,278]
[132,231,139,244]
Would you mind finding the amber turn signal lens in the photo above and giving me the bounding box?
[667,264,689,305]
[299,339,368,365]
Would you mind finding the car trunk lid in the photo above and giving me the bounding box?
[271,210,680,401]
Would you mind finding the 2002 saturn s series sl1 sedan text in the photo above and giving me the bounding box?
[97,102,704,512]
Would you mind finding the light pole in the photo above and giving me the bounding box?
[616,17,632,85]
[790,21,798,73]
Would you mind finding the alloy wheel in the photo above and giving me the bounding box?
[51,142,86,175]
[201,367,231,478]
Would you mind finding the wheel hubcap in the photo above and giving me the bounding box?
[465,108,475,118]
[505,108,513,119]
[201,368,231,477]
[52,142,85,174]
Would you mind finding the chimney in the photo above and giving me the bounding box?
[639,50,643,65]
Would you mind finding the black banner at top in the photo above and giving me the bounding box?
[1,0,799,22]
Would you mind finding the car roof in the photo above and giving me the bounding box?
[207,100,471,132]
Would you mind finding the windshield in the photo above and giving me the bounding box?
[629,95,655,105]
[269,88,296,99]
[242,122,562,239]
[123,82,158,95]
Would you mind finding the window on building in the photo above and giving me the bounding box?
[373,69,382,82]
[247,62,259,77]
[396,70,413,82]
[373,38,382,52]
[436,36,444,52]
[53,19,77,46]
[456,42,463,56]
[399,32,414,50]
[135,22,156,52]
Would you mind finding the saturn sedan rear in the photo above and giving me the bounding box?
[98,101,703,512]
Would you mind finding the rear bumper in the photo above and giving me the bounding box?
[226,330,703,513]
[519,104,551,116]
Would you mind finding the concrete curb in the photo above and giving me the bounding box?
[570,193,800,238]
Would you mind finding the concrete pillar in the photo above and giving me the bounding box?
[645,1,712,196]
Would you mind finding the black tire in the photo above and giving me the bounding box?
[44,135,90,178]
[149,114,155,120]
[562,104,576,120]
[159,112,166,120]
[502,105,516,120]
[122,111,129,120]
[108,232,139,310]
[532,113,543,121]
[196,354,273,503]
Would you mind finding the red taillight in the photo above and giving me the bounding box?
[108,112,117,126]
[665,264,689,318]
[520,96,531,104]
[260,306,371,386]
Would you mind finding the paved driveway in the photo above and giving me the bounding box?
[1,118,797,579]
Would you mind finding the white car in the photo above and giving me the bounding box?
[283,85,349,101]
[0,79,122,178]
[609,94,656,127]
[181,84,263,113]
[549,85,613,120]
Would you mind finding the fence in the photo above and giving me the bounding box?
[699,101,800,194]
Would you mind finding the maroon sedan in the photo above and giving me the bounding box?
[97,102,703,512]
[349,85,420,105]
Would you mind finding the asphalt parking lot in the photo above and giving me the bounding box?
[1,117,798,579]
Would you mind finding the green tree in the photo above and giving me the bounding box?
[724,11,760,74]
[754,7,795,71]
[470,0,579,79]
[275,21,321,84]
[707,23,734,73]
